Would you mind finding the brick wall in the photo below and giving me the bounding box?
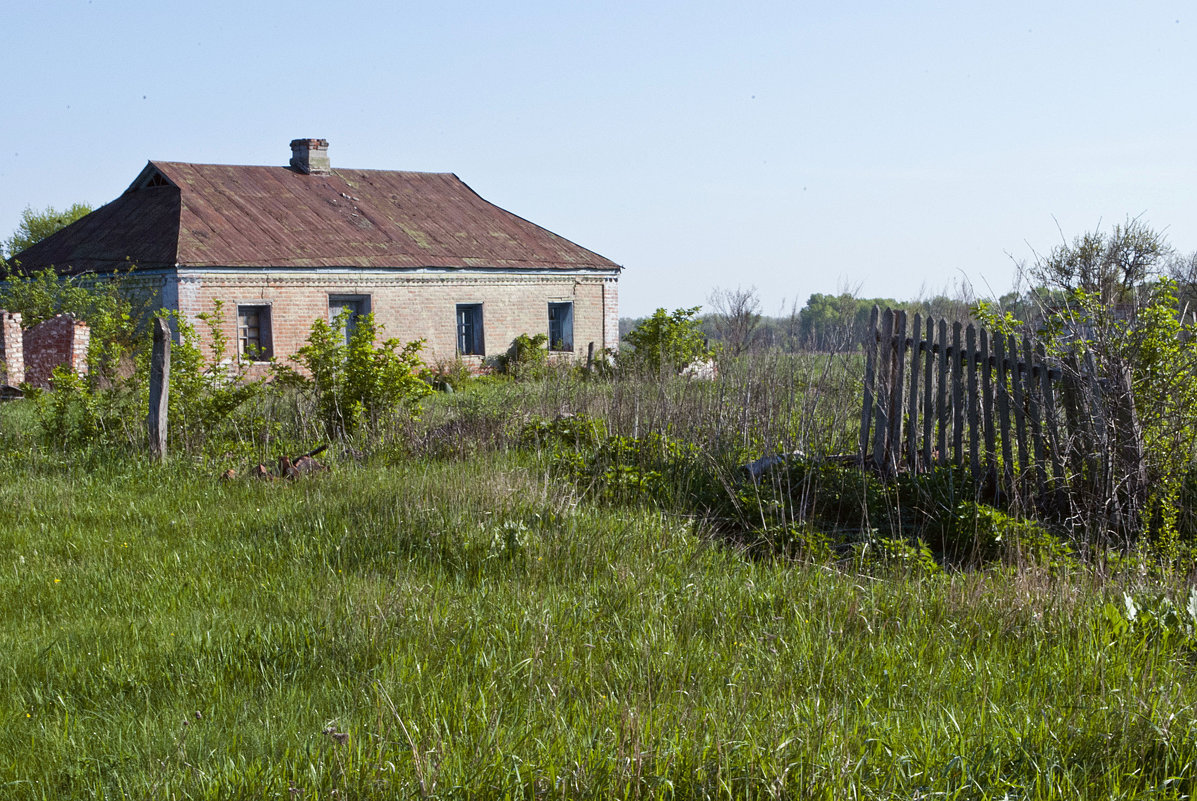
[23,314,90,389]
[173,269,621,370]
[0,312,23,386]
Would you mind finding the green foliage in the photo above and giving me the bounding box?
[855,536,941,576]
[284,310,430,436]
[165,303,267,451]
[1100,588,1197,654]
[3,202,93,258]
[496,332,549,379]
[420,357,475,392]
[622,306,712,374]
[519,413,605,451]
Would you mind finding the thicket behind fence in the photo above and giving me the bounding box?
[859,306,1148,537]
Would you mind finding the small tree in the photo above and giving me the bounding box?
[1023,219,1197,547]
[3,203,93,259]
[707,285,762,357]
[622,306,712,374]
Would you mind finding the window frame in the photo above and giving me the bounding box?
[456,303,485,356]
[328,294,371,347]
[236,303,273,361]
[548,301,574,352]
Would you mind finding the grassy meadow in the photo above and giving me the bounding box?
[2,356,1197,798]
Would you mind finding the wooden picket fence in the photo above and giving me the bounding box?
[858,306,1147,519]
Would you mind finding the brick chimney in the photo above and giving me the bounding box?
[289,138,331,175]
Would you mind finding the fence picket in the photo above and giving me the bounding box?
[907,313,922,470]
[872,309,895,472]
[1008,333,1029,495]
[922,316,935,470]
[995,334,1013,494]
[858,305,880,463]
[980,328,996,487]
[937,320,949,466]
[967,324,980,476]
[1023,335,1046,493]
[952,322,964,466]
[889,311,908,475]
[1038,342,1064,485]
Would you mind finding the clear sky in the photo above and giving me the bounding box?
[4,1,1194,316]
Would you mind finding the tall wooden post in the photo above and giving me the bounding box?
[148,317,171,461]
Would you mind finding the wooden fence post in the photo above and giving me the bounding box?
[148,317,170,461]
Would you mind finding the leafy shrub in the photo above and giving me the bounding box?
[854,537,941,576]
[520,413,605,451]
[282,311,430,437]
[1100,589,1197,654]
[421,358,475,392]
[497,333,549,379]
[622,306,713,374]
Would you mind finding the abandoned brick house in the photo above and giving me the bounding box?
[9,139,622,370]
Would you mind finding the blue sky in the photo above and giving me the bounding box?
[4,1,1195,316]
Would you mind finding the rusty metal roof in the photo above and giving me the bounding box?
[11,161,621,275]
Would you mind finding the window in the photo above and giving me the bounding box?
[456,304,484,355]
[237,305,272,360]
[329,295,370,346]
[548,302,574,351]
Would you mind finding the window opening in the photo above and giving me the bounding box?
[329,295,369,346]
[457,304,484,355]
[237,305,272,360]
[548,302,574,351]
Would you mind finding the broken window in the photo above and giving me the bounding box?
[456,304,484,355]
[237,305,273,360]
[548,302,574,351]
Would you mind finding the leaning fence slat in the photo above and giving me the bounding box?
[888,310,908,474]
[951,322,964,466]
[966,324,980,476]
[1008,334,1029,496]
[872,309,895,472]
[937,320,949,466]
[1060,352,1092,486]
[1023,335,1046,493]
[907,313,923,471]
[980,328,996,488]
[1038,342,1064,486]
[995,333,1013,496]
[858,305,880,463]
[922,316,935,470]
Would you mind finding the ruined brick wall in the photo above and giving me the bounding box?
[173,269,620,370]
[0,311,24,386]
[23,314,90,389]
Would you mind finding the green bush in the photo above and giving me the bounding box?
[622,306,713,374]
[497,332,549,379]
[282,310,430,437]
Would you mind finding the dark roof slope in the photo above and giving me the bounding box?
[11,162,621,275]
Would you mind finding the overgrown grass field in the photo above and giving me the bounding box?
[3,372,1197,798]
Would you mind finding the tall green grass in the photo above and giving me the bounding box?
[1,438,1195,798]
